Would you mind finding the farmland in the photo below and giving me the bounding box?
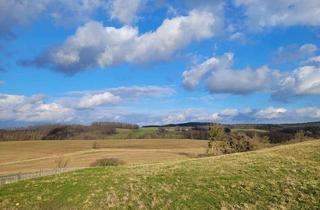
[0,140,319,209]
[0,139,207,175]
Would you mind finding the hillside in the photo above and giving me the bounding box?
[2,121,320,142]
[1,140,319,209]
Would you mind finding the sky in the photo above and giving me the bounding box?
[0,0,320,127]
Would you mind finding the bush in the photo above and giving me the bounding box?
[207,124,226,154]
[227,133,255,153]
[268,131,293,143]
[90,158,125,167]
[213,133,262,155]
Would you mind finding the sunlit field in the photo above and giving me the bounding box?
[0,139,207,175]
[1,140,319,209]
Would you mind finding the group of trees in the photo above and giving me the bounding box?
[0,122,139,141]
[206,123,314,155]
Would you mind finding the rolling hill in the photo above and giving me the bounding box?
[0,140,319,209]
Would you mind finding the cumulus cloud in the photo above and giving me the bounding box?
[78,92,120,109]
[107,0,143,25]
[0,0,47,39]
[182,53,233,90]
[255,107,287,119]
[212,113,222,122]
[183,53,280,94]
[273,43,318,64]
[273,64,320,100]
[235,0,320,30]
[229,32,246,43]
[0,85,176,126]
[295,107,320,119]
[1,92,320,126]
[221,108,240,117]
[22,9,221,74]
[183,52,320,100]
[162,108,212,124]
[0,93,73,122]
[211,108,252,123]
[161,106,320,124]
[206,65,277,94]
[0,0,105,39]
[303,55,320,66]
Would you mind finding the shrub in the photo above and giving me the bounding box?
[90,158,125,167]
[207,124,226,154]
[214,133,261,154]
[268,131,293,143]
[227,133,255,153]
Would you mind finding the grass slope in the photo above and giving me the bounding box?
[1,141,320,209]
[107,127,159,139]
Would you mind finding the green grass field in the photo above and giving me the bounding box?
[1,140,319,209]
[107,127,159,139]
[231,128,269,133]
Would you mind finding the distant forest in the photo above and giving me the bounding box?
[0,122,138,141]
[1,121,320,143]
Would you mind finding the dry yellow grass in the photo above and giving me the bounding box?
[0,139,207,175]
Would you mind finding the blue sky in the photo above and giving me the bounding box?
[0,0,320,127]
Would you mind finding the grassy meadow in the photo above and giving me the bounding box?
[0,140,319,209]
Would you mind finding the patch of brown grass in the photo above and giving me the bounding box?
[0,139,207,175]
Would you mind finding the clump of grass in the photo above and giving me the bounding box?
[92,141,99,149]
[55,156,70,168]
[90,158,125,167]
[294,130,306,142]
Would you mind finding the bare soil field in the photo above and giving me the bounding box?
[0,139,207,175]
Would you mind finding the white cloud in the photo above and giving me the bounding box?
[0,93,73,122]
[70,85,175,98]
[235,0,320,29]
[212,113,222,122]
[212,108,244,123]
[221,109,239,117]
[106,86,175,98]
[0,94,25,107]
[256,107,287,119]
[295,107,320,119]
[26,9,221,73]
[289,66,320,95]
[1,92,320,126]
[0,0,105,38]
[78,92,120,109]
[229,32,246,43]
[183,53,233,90]
[50,0,103,24]
[107,0,143,25]
[206,65,276,94]
[183,53,280,94]
[0,0,47,38]
[183,52,320,99]
[274,65,320,99]
[304,55,320,66]
[162,108,213,124]
[273,43,318,64]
